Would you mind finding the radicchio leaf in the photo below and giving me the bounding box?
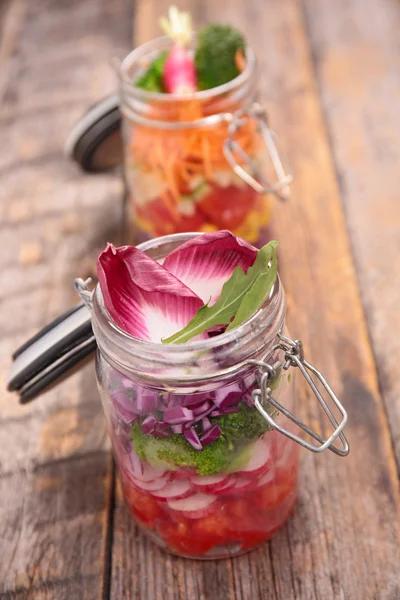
[184,427,202,450]
[135,387,159,413]
[163,406,195,424]
[201,417,212,433]
[163,230,257,305]
[200,424,222,446]
[97,243,207,342]
[111,389,139,425]
[213,389,242,410]
[141,415,158,434]
[163,240,278,344]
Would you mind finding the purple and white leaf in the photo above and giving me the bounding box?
[163,230,257,305]
[97,243,207,342]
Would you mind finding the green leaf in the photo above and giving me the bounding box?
[226,242,278,331]
[135,51,168,92]
[162,241,278,344]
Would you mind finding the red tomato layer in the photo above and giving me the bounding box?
[120,461,298,558]
[134,183,261,238]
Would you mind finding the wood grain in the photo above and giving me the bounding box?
[301,0,400,465]
[108,0,400,598]
[0,0,131,597]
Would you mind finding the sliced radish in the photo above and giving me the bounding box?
[276,439,298,469]
[172,467,197,480]
[255,469,276,489]
[230,476,255,494]
[152,479,194,502]
[163,230,257,305]
[130,473,171,491]
[210,477,237,495]
[238,439,271,477]
[167,493,217,519]
[191,473,230,493]
[129,453,167,482]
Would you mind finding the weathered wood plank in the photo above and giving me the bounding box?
[0,0,131,596]
[301,0,400,465]
[109,0,400,598]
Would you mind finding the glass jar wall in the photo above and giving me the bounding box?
[92,234,300,559]
[119,37,274,247]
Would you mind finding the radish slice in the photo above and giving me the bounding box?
[209,477,237,495]
[97,243,207,342]
[191,473,229,493]
[238,439,271,477]
[167,493,217,519]
[172,467,197,480]
[276,439,298,469]
[163,231,257,305]
[255,469,275,489]
[129,453,167,482]
[152,479,194,502]
[131,473,171,491]
[230,477,255,494]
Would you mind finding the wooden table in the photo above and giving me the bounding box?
[1,0,399,598]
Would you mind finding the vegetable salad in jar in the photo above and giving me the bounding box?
[120,7,291,246]
[94,230,300,558]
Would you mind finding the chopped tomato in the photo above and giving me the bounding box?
[192,511,231,542]
[136,195,205,237]
[227,497,250,520]
[158,520,217,557]
[240,527,280,550]
[123,483,165,528]
[198,184,258,230]
[173,211,206,233]
[252,478,290,512]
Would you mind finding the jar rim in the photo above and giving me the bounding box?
[119,35,256,104]
[91,233,286,384]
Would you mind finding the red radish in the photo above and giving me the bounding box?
[159,6,197,94]
[191,474,230,493]
[230,476,255,494]
[172,467,197,480]
[192,475,236,496]
[237,439,271,477]
[276,439,298,469]
[128,453,168,482]
[209,478,237,495]
[167,493,217,519]
[255,469,275,490]
[152,478,194,502]
[130,473,171,492]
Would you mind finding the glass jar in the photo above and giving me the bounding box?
[91,233,306,559]
[119,37,292,247]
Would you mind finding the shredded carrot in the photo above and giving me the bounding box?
[128,98,261,208]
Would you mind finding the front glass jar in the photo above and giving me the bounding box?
[93,233,300,559]
[119,38,291,247]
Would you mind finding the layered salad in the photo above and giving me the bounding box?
[124,7,270,245]
[96,231,298,558]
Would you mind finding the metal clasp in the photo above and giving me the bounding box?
[74,278,94,311]
[223,103,293,202]
[249,333,349,456]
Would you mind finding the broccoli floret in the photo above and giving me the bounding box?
[132,422,232,475]
[131,403,277,476]
[135,51,168,92]
[195,24,246,90]
[213,402,275,442]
